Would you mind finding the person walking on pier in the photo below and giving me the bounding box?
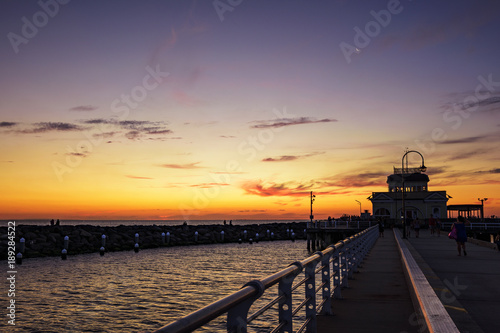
[429,215,436,235]
[378,220,384,238]
[435,217,442,237]
[453,216,470,256]
[413,218,421,238]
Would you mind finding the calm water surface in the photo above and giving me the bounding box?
[2,240,310,332]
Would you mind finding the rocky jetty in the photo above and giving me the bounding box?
[1,222,307,260]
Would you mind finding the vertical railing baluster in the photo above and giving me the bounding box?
[320,250,333,315]
[227,280,265,333]
[279,262,303,333]
[305,254,321,333]
[331,244,342,300]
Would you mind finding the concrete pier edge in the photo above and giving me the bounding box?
[393,229,460,333]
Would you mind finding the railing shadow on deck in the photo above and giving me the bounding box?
[150,226,379,333]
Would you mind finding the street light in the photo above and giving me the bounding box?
[310,191,316,223]
[478,198,488,222]
[401,150,426,239]
[355,200,362,217]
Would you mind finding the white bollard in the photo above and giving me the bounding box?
[243,230,247,240]
[249,238,253,245]
[291,232,296,242]
[19,238,25,253]
[99,246,105,256]
[16,252,22,265]
[61,248,67,260]
[135,233,139,244]
[64,236,69,250]
[267,229,270,238]
[166,232,170,245]
[255,233,259,243]
[134,243,139,253]
[194,231,199,242]
[161,232,165,245]
[286,229,290,238]
[101,234,106,248]
[221,230,225,242]
[271,232,274,240]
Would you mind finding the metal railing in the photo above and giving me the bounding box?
[152,225,378,333]
[306,220,377,229]
[439,222,500,231]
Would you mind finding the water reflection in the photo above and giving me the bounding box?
[3,240,309,332]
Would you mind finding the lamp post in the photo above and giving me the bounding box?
[310,191,315,224]
[401,150,426,239]
[355,200,362,218]
[478,198,488,222]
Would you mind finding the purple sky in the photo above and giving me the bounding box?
[1,0,499,219]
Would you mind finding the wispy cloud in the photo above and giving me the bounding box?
[241,179,353,197]
[0,121,17,127]
[446,148,491,161]
[475,168,500,174]
[262,152,324,162]
[158,162,204,169]
[20,122,85,133]
[251,117,337,129]
[442,93,500,113]
[241,180,313,197]
[190,182,230,188]
[321,171,387,188]
[441,134,492,145]
[69,105,98,112]
[126,175,154,179]
[262,155,299,162]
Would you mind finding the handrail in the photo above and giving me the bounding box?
[439,222,500,230]
[307,220,377,229]
[152,225,378,333]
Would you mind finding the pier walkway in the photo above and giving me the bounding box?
[405,230,500,333]
[317,229,500,333]
[316,230,418,333]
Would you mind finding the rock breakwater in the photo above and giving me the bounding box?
[1,222,307,260]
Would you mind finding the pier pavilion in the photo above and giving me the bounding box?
[369,166,448,220]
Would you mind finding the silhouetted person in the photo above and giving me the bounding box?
[55,219,60,226]
[378,221,384,238]
[50,219,54,226]
[413,218,421,238]
[452,216,470,256]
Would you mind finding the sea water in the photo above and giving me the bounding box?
[1,239,310,332]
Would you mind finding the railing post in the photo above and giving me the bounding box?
[227,280,265,333]
[279,262,303,332]
[305,254,321,333]
[332,248,342,299]
[338,241,349,288]
[345,237,356,280]
[320,250,333,315]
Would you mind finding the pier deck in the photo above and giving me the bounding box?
[317,229,500,332]
[317,231,417,332]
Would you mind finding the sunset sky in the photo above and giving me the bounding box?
[1,0,499,221]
